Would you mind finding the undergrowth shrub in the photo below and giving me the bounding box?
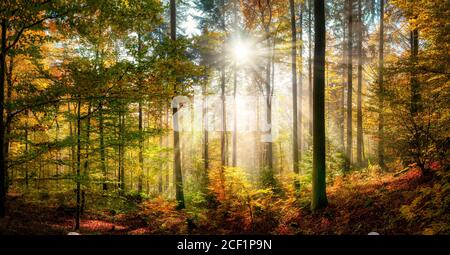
[400,171,450,234]
[140,196,188,234]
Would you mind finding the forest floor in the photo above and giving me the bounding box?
[0,166,449,235]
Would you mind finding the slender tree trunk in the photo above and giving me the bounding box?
[378,0,386,170]
[254,95,261,180]
[290,0,300,177]
[220,69,227,168]
[5,55,13,191]
[138,102,144,193]
[99,104,107,190]
[264,39,273,173]
[356,0,363,166]
[117,123,121,190]
[232,66,237,167]
[410,22,422,171]
[75,98,82,230]
[410,30,420,115]
[298,1,303,157]
[0,19,7,217]
[117,111,125,193]
[120,112,125,192]
[170,0,185,209]
[165,108,169,192]
[232,0,238,168]
[147,110,151,193]
[137,32,144,193]
[308,0,313,140]
[81,104,91,214]
[340,22,346,156]
[68,101,75,175]
[220,69,227,194]
[55,117,60,188]
[311,0,328,211]
[202,86,209,173]
[25,110,29,189]
[345,0,353,172]
[158,111,163,194]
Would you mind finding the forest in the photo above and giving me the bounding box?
[0,0,448,235]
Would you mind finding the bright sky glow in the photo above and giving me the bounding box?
[232,40,251,64]
[182,15,199,36]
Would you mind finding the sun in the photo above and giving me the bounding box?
[231,40,251,65]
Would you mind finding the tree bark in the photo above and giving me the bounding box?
[202,86,209,174]
[75,98,81,230]
[298,1,303,157]
[264,43,273,173]
[410,29,420,115]
[4,55,13,191]
[120,112,125,192]
[0,19,7,217]
[290,0,300,176]
[345,0,353,172]
[232,65,237,167]
[311,0,328,211]
[356,0,363,166]
[340,20,346,156]
[378,0,386,170]
[25,110,29,189]
[81,103,91,214]
[99,104,107,190]
[158,111,163,194]
[170,0,185,210]
[308,0,313,140]
[220,69,227,193]
[137,32,144,193]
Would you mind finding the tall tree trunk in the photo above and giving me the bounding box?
[378,0,386,170]
[220,69,227,166]
[410,23,422,171]
[117,111,125,193]
[170,0,185,209]
[232,66,237,167]
[138,102,144,193]
[220,69,227,194]
[345,0,353,172]
[410,30,420,115]
[137,33,144,193]
[311,0,328,211]
[298,1,303,157]
[0,19,7,217]
[69,101,75,175]
[356,0,363,166]
[5,55,13,191]
[147,110,151,193]
[120,112,125,192]
[290,0,300,178]
[25,110,29,189]
[158,111,163,194]
[340,21,346,156]
[165,108,169,192]
[308,0,313,140]
[264,38,273,174]
[202,85,209,174]
[99,104,107,190]
[75,98,82,230]
[232,0,238,168]
[55,117,60,188]
[117,116,121,190]
[81,104,91,214]
[254,95,261,181]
